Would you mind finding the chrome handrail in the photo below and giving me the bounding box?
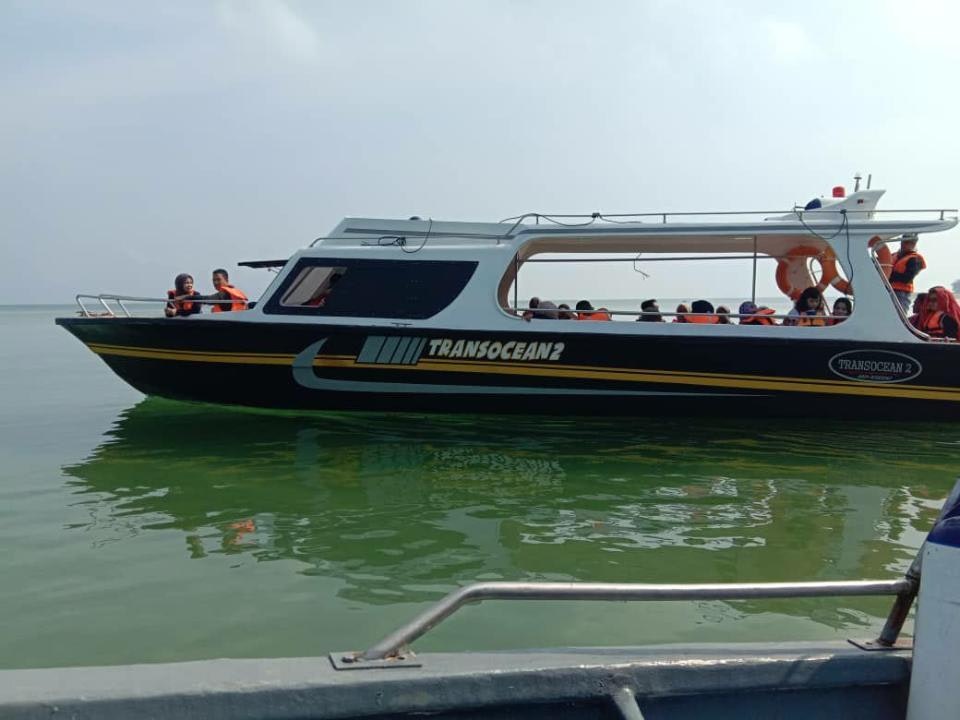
[75,294,251,318]
[516,308,856,323]
[359,578,909,661]
[357,479,960,662]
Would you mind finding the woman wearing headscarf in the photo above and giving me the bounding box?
[164,273,202,317]
[916,286,960,340]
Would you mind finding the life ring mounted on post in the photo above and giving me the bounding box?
[870,235,893,278]
[775,246,841,301]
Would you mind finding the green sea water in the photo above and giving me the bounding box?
[1,304,957,670]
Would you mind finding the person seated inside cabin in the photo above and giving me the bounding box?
[716,306,731,324]
[908,292,928,329]
[915,286,960,340]
[686,300,718,324]
[738,301,777,326]
[828,297,852,325]
[672,303,690,323]
[575,300,611,321]
[636,298,663,322]
[557,303,577,320]
[783,287,827,326]
[522,296,559,320]
[164,273,202,317]
[193,268,249,312]
[306,272,343,308]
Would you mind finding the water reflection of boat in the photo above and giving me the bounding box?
[63,399,953,617]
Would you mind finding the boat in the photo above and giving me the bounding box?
[56,181,960,418]
[3,478,959,719]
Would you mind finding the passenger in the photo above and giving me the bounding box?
[889,233,926,312]
[916,286,960,340]
[637,298,664,322]
[828,297,852,325]
[784,287,826,326]
[576,300,611,321]
[686,299,718,324]
[716,305,731,324]
[203,268,248,312]
[523,297,558,320]
[672,303,690,323]
[737,301,776,326]
[164,273,202,318]
[908,293,928,329]
[306,272,342,307]
[557,303,577,320]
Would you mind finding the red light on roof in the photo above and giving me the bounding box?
[832,185,846,198]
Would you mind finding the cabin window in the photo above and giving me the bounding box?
[500,239,853,326]
[280,266,347,307]
[262,258,477,319]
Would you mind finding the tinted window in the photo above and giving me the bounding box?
[263,258,478,319]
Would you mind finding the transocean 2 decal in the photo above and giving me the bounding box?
[292,336,754,398]
[828,350,922,383]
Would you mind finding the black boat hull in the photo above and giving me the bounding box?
[56,317,960,419]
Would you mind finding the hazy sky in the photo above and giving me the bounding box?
[2,0,959,305]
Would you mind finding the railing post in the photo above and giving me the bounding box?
[875,478,960,647]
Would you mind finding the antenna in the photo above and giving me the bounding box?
[854,172,862,192]
[867,174,872,189]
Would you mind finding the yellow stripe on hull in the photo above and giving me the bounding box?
[86,341,960,403]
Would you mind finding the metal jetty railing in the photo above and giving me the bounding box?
[340,479,960,667]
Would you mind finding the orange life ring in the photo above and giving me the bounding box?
[775,246,837,301]
[870,235,893,278]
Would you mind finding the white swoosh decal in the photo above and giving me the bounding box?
[292,339,764,398]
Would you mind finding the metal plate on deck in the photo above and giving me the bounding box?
[847,637,913,651]
[329,651,422,670]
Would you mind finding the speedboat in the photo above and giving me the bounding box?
[57,182,960,418]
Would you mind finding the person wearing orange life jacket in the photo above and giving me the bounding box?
[686,299,719,324]
[916,286,960,340]
[827,297,852,326]
[888,234,926,312]
[908,292,928,329]
[783,287,827,326]
[164,273,202,317]
[575,300,611,321]
[203,268,248,312]
[737,301,777,326]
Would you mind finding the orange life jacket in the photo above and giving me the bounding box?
[167,289,196,314]
[798,313,827,327]
[578,310,611,321]
[211,284,248,312]
[686,314,718,324]
[742,307,776,326]
[889,250,926,293]
[920,311,947,338]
